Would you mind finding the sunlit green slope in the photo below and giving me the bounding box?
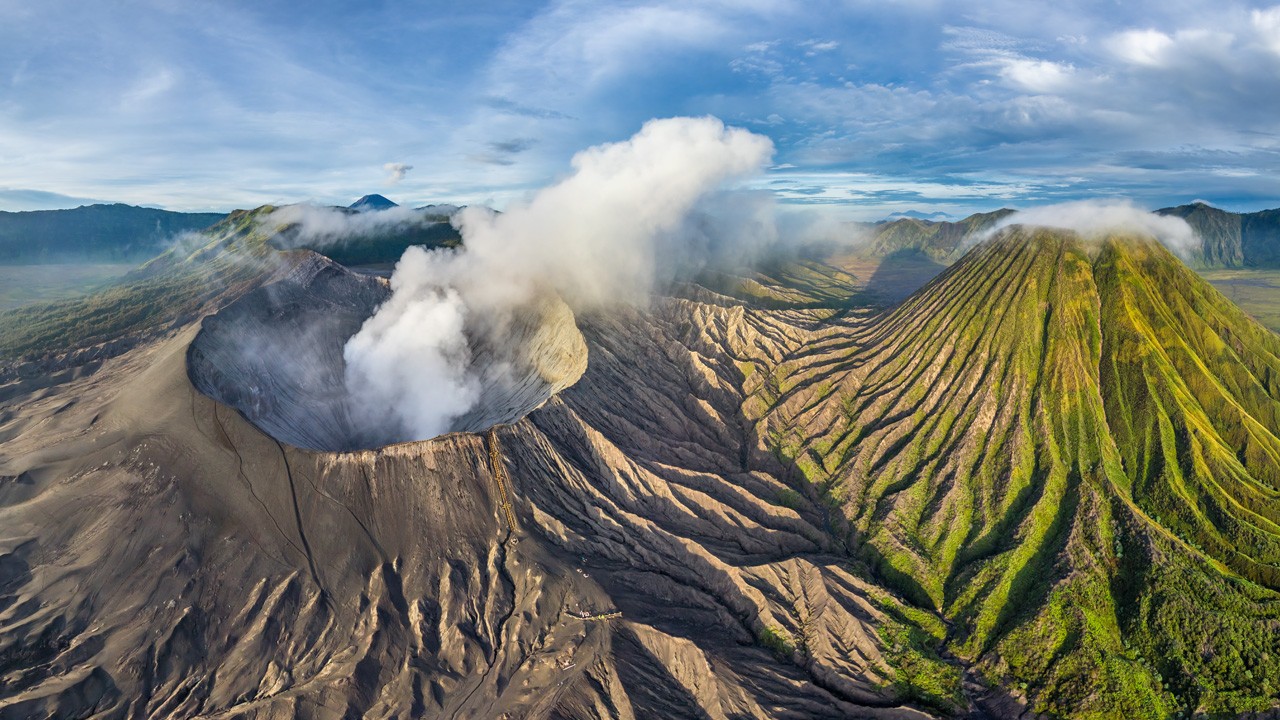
[862,209,1015,263]
[767,227,1280,717]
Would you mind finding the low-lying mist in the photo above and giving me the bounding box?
[990,200,1197,257]
[263,204,453,249]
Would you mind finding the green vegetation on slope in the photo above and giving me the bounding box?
[759,228,1280,717]
[1158,202,1280,268]
[861,209,1015,263]
[0,203,225,263]
[0,208,277,361]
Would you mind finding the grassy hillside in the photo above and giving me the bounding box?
[763,227,1280,717]
[861,209,1015,263]
[0,204,225,263]
[1155,202,1280,268]
[0,208,277,362]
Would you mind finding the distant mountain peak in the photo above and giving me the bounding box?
[884,209,956,223]
[349,194,398,211]
[415,203,461,216]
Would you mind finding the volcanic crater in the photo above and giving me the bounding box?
[187,254,588,451]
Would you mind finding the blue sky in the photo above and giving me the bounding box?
[3,0,1280,219]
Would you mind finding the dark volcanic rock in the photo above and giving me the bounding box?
[349,194,399,212]
[187,255,391,451]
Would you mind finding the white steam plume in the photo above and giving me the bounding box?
[450,117,776,307]
[343,116,774,442]
[342,275,478,441]
[384,162,413,184]
[991,199,1197,257]
[674,189,854,271]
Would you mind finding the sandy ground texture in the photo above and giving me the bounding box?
[0,250,1032,719]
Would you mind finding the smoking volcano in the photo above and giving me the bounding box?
[189,117,775,451]
[5,190,1280,718]
[186,255,588,451]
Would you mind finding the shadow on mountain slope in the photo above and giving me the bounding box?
[860,249,949,305]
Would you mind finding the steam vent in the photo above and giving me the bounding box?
[187,255,587,451]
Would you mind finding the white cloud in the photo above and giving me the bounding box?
[993,199,1197,257]
[121,68,177,106]
[261,204,435,247]
[483,2,733,101]
[942,25,1029,57]
[801,38,839,55]
[744,39,779,53]
[1107,29,1175,66]
[759,169,1037,220]
[1253,6,1280,55]
[5,0,1280,217]
[451,0,796,186]
[383,162,412,184]
[997,58,1077,93]
[343,116,777,442]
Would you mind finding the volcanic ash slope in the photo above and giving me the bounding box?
[2,226,1280,718]
[0,254,946,718]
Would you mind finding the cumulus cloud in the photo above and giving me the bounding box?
[997,58,1077,93]
[1106,29,1176,66]
[343,116,776,443]
[1255,6,1280,55]
[800,39,839,55]
[991,199,1197,257]
[383,162,413,184]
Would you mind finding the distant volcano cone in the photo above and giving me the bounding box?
[349,194,398,211]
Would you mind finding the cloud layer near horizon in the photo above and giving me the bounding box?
[3,1,1280,217]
